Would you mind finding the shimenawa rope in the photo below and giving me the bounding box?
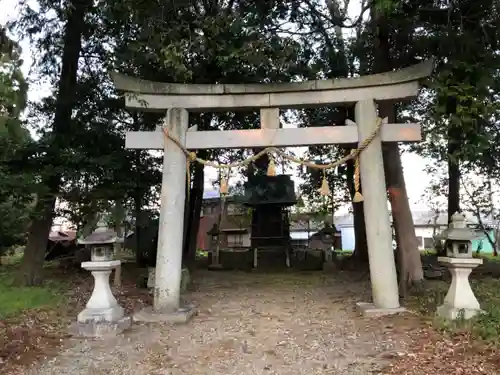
[161,117,383,202]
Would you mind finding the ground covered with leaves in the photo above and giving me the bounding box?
[0,259,151,374]
[1,258,500,374]
[384,275,500,374]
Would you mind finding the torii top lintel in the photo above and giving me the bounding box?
[111,60,433,112]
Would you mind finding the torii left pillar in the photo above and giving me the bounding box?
[133,108,197,324]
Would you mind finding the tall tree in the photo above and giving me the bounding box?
[298,0,370,261]
[12,0,93,285]
[368,1,424,294]
[106,0,311,269]
[406,0,500,224]
[0,27,32,257]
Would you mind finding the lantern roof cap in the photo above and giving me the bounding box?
[78,226,118,245]
[441,212,481,241]
[207,223,220,235]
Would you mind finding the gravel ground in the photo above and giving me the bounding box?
[29,270,414,375]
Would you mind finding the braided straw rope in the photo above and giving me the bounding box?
[161,117,383,202]
[352,151,363,203]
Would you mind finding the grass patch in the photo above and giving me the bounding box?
[409,277,500,346]
[1,250,23,265]
[0,265,65,319]
[196,249,209,259]
[475,253,500,263]
[468,278,500,344]
[421,249,437,256]
[334,249,352,259]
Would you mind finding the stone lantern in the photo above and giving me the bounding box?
[444,212,476,258]
[437,212,483,320]
[90,243,114,261]
[207,223,223,270]
[72,225,131,336]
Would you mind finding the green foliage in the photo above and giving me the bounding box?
[0,28,33,253]
[472,279,500,344]
[410,0,500,178]
[421,161,500,254]
[435,278,500,346]
[196,249,209,259]
[298,147,351,213]
[290,0,367,211]
[7,0,319,238]
[5,0,500,278]
[372,0,400,14]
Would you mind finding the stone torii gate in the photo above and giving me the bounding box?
[111,60,433,321]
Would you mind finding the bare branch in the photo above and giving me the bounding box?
[303,0,372,29]
[460,175,497,251]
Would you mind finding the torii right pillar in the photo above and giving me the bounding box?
[354,99,405,317]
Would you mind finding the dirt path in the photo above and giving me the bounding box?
[29,271,416,375]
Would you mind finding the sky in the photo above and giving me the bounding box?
[1,0,433,212]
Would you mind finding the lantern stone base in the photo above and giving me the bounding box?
[77,304,125,323]
[437,257,483,320]
[70,316,132,338]
[208,263,224,270]
[133,305,197,324]
[322,261,337,273]
[72,260,131,337]
[356,302,406,317]
[436,304,484,320]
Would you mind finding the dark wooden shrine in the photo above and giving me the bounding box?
[243,174,297,268]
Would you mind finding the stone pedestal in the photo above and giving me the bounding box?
[136,267,196,324]
[208,262,224,270]
[322,249,337,272]
[322,261,337,273]
[437,257,483,320]
[208,249,223,270]
[71,260,131,337]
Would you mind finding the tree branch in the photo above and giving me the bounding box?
[303,0,371,29]
[460,175,497,254]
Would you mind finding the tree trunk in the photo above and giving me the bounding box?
[182,172,191,255]
[182,161,204,271]
[15,0,92,285]
[182,147,206,270]
[112,200,124,255]
[447,135,460,222]
[385,162,424,295]
[134,189,147,266]
[371,7,423,295]
[346,155,368,261]
[326,0,366,262]
[444,0,489,223]
[16,197,55,285]
[381,105,424,295]
[132,115,147,266]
